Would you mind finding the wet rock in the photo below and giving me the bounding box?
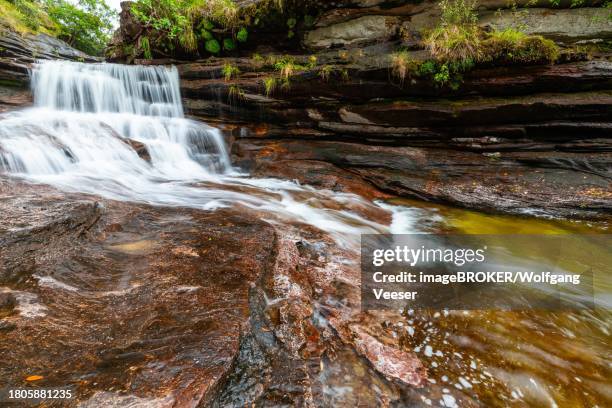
[0,181,102,284]
[0,292,16,317]
[351,326,427,387]
[125,139,151,162]
[234,139,612,219]
[249,159,391,200]
[0,178,280,405]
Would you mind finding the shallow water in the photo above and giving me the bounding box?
[384,199,611,407]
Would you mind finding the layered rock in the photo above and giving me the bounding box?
[175,55,612,218]
[480,7,612,43]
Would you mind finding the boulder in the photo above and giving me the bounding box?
[304,15,401,49]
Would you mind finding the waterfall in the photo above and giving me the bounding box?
[0,60,231,177]
[0,60,423,243]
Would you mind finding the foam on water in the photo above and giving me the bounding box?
[0,60,425,242]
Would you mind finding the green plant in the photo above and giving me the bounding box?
[236,27,248,42]
[222,62,240,80]
[263,76,277,96]
[340,68,350,82]
[303,14,315,27]
[417,60,437,76]
[424,0,481,63]
[140,35,152,59]
[223,38,236,51]
[274,56,303,81]
[205,38,221,53]
[438,0,478,26]
[200,29,213,40]
[199,18,214,30]
[319,65,333,81]
[228,84,245,101]
[413,59,471,90]
[390,50,418,82]
[131,0,246,57]
[132,0,197,51]
[425,24,481,63]
[189,0,239,28]
[480,29,560,64]
[286,16,297,38]
[307,55,317,69]
[9,0,43,30]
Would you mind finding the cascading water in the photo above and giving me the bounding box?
[0,60,423,241]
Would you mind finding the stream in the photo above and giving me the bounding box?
[0,61,609,407]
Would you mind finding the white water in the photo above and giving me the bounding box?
[0,60,425,242]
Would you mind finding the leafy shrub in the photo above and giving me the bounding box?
[200,29,213,40]
[8,0,44,30]
[223,38,236,50]
[205,38,220,53]
[236,27,248,42]
[131,0,256,58]
[132,0,197,51]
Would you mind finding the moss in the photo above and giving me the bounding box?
[480,29,560,65]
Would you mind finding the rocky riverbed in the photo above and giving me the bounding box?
[0,1,611,407]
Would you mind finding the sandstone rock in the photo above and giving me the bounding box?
[351,326,427,387]
[304,15,401,49]
[234,139,612,219]
[479,8,612,42]
[0,178,280,405]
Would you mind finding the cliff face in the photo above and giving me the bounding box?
[163,1,612,219]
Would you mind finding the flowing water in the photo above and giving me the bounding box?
[0,60,609,407]
[0,61,421,245]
